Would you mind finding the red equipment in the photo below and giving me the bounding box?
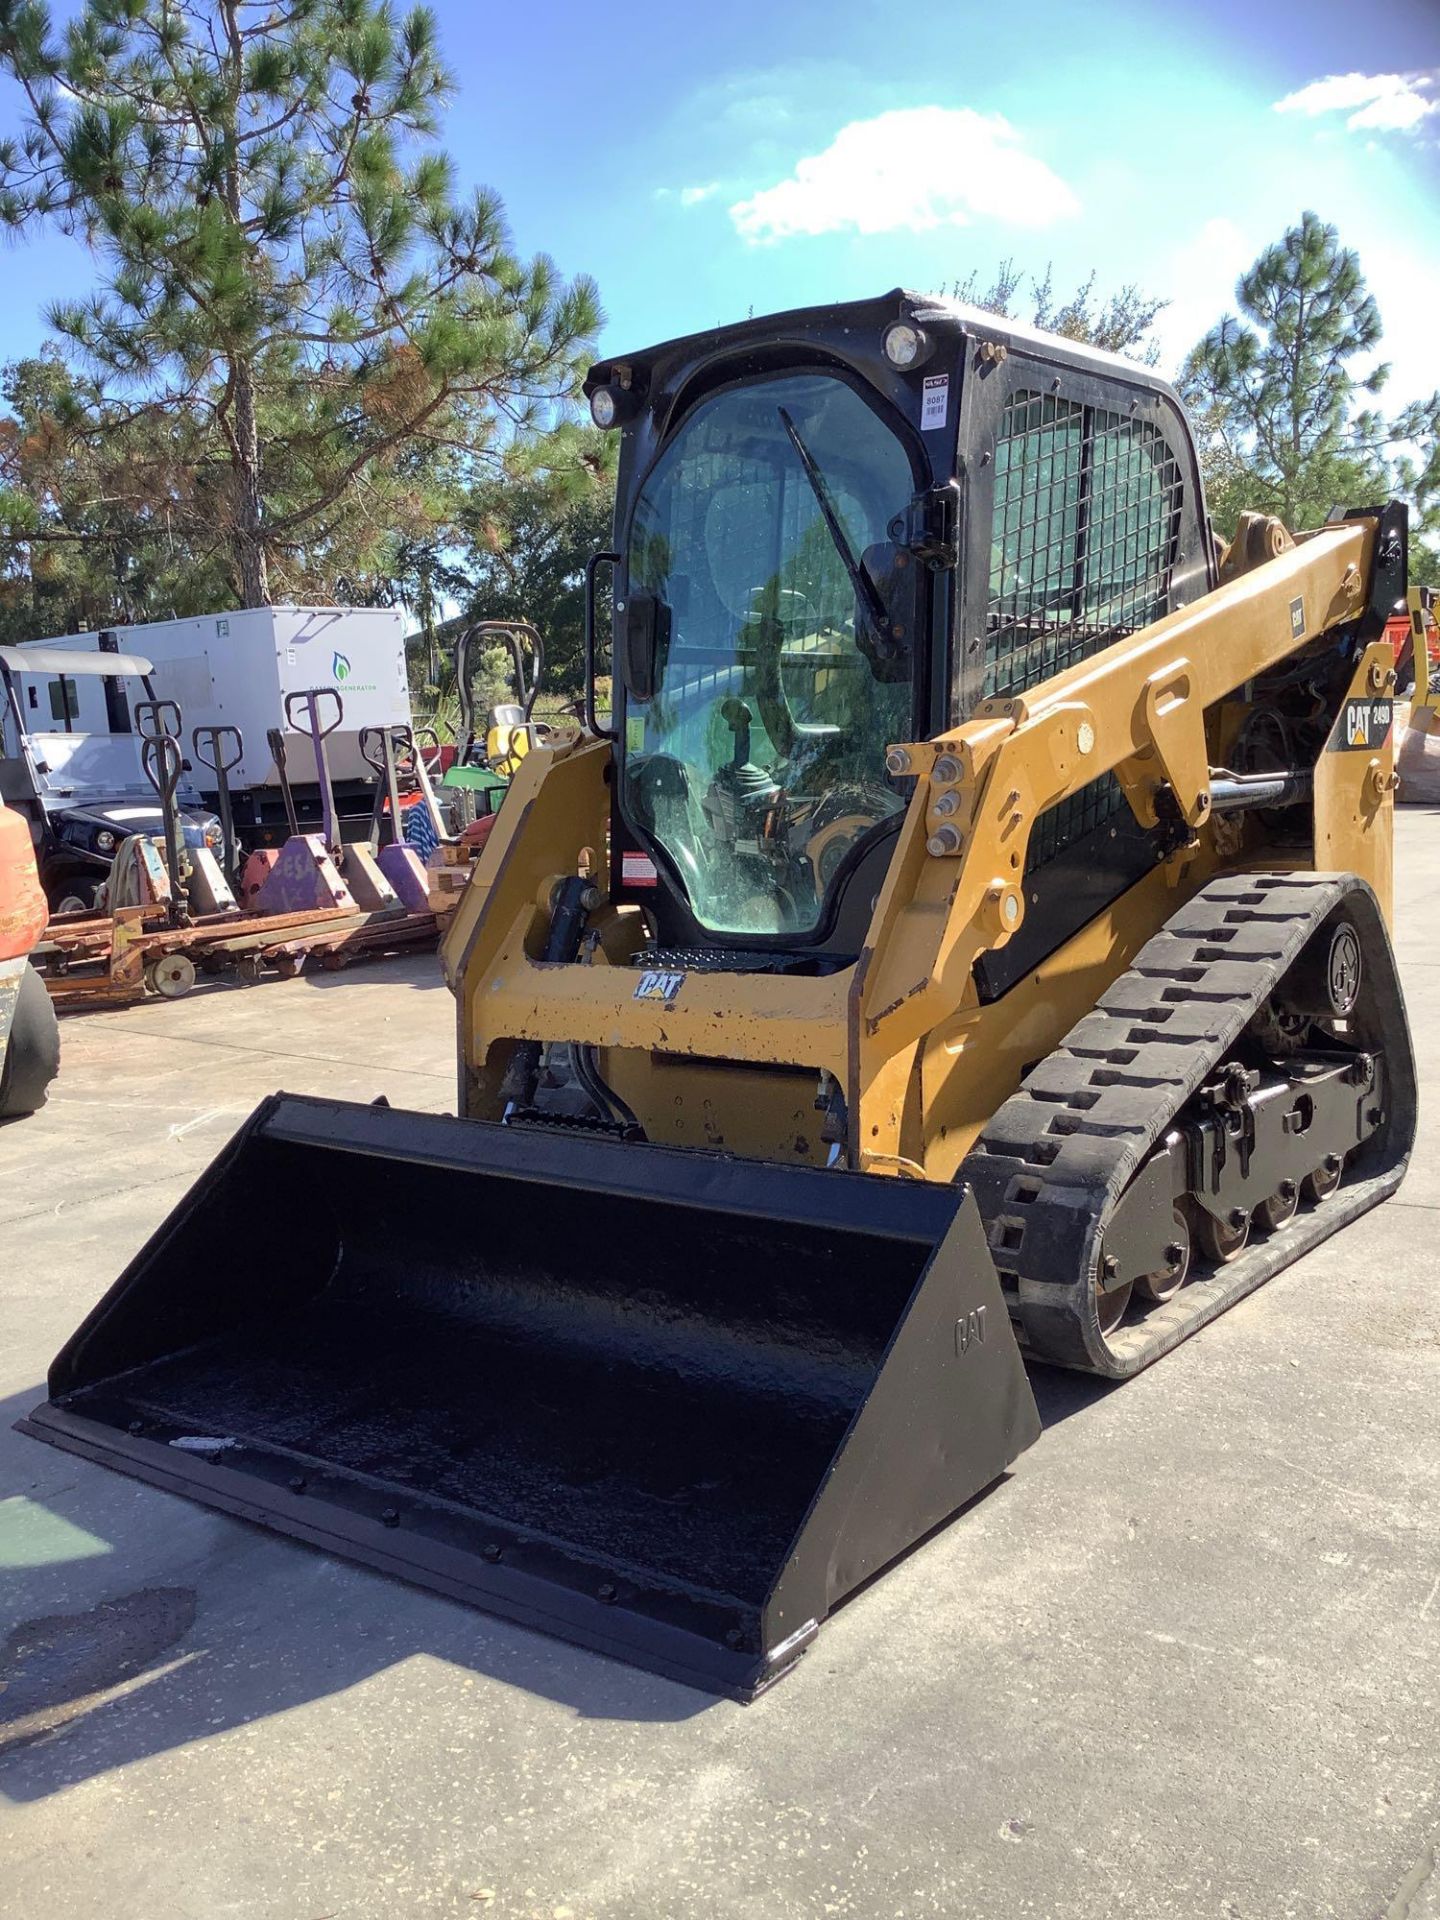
[0,796,59,1116]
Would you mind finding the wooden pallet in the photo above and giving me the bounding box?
[33,900,438,1009]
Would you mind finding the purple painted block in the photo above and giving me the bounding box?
[251,835,356,915]
[378,843,430,913]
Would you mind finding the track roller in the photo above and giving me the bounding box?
[1254,1182,1299,1231]
[1194,1205,1249,1266]
[1095,1270,1132,1335]
[1302,1154,1344,1204]
[963,873,1417,1378]
[1135,1212,1190,1303]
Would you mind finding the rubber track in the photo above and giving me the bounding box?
[961,872,1417,1378]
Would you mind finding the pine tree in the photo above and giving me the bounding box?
[1178,211,1438,544]
[0,0,601,607]
[949,261,1167,364]
[457,475,615,695]
[0,350,235,641]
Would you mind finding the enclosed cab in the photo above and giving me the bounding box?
[584,289,1214,1005]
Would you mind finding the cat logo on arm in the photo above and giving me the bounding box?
[1332,698,1394,751]
[634,969,686,1005]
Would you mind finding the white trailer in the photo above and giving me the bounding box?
[16,606,413,840]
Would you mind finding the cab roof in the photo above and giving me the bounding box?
[586,286,1183,408]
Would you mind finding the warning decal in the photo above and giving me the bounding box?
[621,849,658,887]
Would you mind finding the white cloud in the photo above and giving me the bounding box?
[1153,215,1254,370]
[1273,70,1437,134]
[1347,90,1434,132]
[728,106,1079,246]
[653,180,723,209]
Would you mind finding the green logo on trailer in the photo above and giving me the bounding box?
[332,652,351,683]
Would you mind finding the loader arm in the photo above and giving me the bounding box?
[853,516,1391,1162]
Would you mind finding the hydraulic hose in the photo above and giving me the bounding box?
[498,876,592,1113]
[575,1044,645,1137]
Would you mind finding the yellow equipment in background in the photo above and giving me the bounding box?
[23,292,1417,1701]
[1403,585,1440,728]
[484,713,534,776]
[1394,586,1440,800]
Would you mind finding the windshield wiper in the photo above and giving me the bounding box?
[776,407,898,660]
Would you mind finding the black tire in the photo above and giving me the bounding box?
[50,877,101,915]
[0,962,61,1119]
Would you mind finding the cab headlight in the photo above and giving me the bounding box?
[590,385,619,429]
[95,828,116,853]
[588,378,638,429]
[882,320,934,370]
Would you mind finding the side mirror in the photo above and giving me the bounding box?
[615,588,669,703]
[859,542,921,684]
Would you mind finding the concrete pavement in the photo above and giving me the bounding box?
[2,824,1438,1920]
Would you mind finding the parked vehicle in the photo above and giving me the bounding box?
[15,607,413,847]
[0,645,221,913]
[20,291,1415,1700]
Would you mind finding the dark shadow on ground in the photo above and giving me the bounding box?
[1027,1361,1117,1430]
[292,949,447,991]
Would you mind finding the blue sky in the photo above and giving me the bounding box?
[1,0,1437,406]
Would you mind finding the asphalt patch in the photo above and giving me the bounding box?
[0,1585,196,1754]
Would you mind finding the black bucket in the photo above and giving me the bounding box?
[20,1096,1040,1699]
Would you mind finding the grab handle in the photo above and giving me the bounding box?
[284,687,343,738]
[134,698,183,744]
[358,724,387,776]
[191,724,244,777]
[139,732,183,805]
[192,725,244,878]
[584,552,619,741]
[136,723,189,929]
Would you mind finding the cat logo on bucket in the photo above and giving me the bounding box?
[955,1306,988,1355]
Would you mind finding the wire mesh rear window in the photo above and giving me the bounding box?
[985,390,1184,868]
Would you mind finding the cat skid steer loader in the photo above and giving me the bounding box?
[21,292,1415,1700]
